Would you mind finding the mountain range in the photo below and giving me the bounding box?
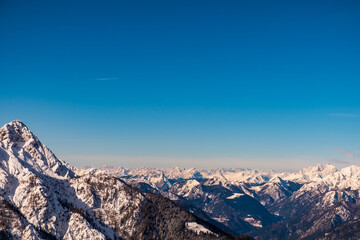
[0,120,249,240]
[1,120,359,239]
[86,157,360,239]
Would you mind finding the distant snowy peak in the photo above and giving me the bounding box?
[300,163,338,175]
[270,176,287,184]
[340,165,360,177]
[98,163,355,190]
[279,163,337,184]
[164,167,203,179]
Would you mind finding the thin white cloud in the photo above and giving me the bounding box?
[95,77,119,81]
[345,153,355,157]
[330,113,360,118]
[333,149,355,158]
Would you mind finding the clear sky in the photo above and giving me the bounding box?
[1,0,359,171]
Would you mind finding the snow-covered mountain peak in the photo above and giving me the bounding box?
[0,120,74,178]
[297,163,337,177]
[322,163,337,172]
[269,176,287,185]
[340,165,360,177]
[0,120,39,145]
[300,163,323,173]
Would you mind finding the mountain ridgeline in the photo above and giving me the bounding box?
[86,158,360,239]
[0,120,249,240]
[1,120,360,239]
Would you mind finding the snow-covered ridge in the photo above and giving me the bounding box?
[88,162,359,192]
[91,161,360,237]
[0,120,238,240]
[83,161,360,211]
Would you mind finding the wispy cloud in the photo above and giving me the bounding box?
[95,77,119,81]
[330,113,360,118]
[329,158,350,164]
[333,149,355,158]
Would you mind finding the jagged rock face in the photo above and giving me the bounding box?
[0,121,250,240]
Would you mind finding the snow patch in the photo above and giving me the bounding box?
[244,217,262,228]
[213,216,229,223]
[227,193,245,199]
[185,222,215,235]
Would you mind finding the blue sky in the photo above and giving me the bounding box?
[1,0,359,170]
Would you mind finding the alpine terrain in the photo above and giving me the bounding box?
[0,120,250,240]
[1,120,359,239]
[87,160,360,239]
